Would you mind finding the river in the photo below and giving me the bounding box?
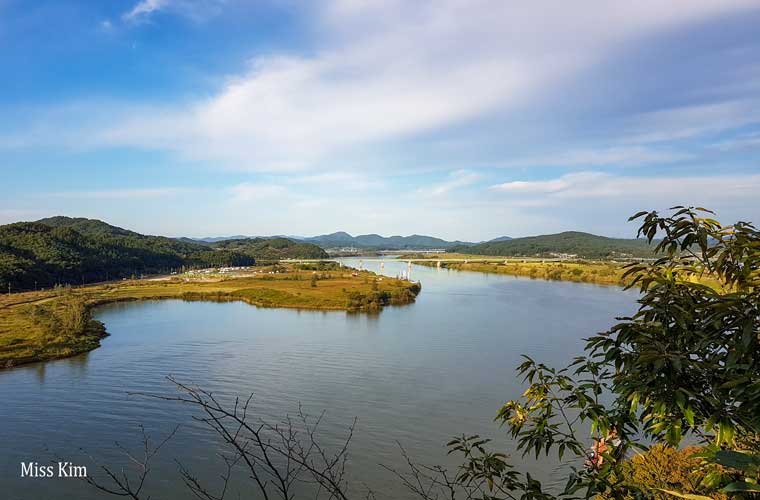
[0,258,639,499]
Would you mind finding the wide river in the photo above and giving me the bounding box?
[1,259,638,499]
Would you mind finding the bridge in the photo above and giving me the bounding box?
[281,257,567,264]
[281,256,652,265]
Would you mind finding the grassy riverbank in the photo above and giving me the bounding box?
[0,264,420,368]
[420,259,630,285]
[415,257,722,289]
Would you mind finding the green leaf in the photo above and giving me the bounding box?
[700,471,723,489]
[657,488,713,500]
[722,482,760,493]
[683,406,695,426]
[713,450,760,472]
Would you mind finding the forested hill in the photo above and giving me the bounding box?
[0,217,324,291]
[37,216,142,237]
[211,237,328,260]
[448,231,654,259]
[37,217,327,260]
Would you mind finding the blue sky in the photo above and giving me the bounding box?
[1,0,760,240]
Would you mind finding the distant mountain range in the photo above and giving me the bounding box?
[193,235,250,243]
[187,232,514,250]
[450,231,654,259]
[300,232,476,250]
[185,230,652,259]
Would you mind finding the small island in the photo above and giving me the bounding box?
[0,263,421,369]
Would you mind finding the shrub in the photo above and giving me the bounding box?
[598,445,728,500]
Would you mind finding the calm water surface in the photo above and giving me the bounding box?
[1,259,638,499]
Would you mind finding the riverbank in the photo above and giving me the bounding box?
[0,264,421,368]
[413,258,722,289]
[414,259,631,286]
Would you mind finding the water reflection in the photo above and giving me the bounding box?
[32,361,46,385]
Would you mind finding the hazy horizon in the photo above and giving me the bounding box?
[6,214,655,242]
[2,1,760,239]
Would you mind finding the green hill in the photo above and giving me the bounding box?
[449,231,654,259]
[0,217,325,291]
[211,237,328,260]
[37,216,139,237]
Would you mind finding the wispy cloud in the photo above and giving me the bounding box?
[623,99,760,144]
[490,171,760,203]
[2,0,760,240]
[123,0,169,22]
[122,0,222,23]
[8,0,757,172]
[418,170,481,197]
[709,131,760,151]
[485,171,760,236]
[499,146,691,169]
[490,174,589,195]
[49,187,191,200]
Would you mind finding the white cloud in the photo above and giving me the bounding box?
[8,0,756,173]
[490,175,585,195]
[499,146,691,168]
[122,0,223,23]
[484,171,760,237]
[491,171,760,204]
[709,131,760,151]
[623,99,760,144]
[417,169,481,197]
[123,0,169,22]
[207,172,760,239]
